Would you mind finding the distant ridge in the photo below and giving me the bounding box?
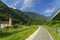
[0,1,47,25]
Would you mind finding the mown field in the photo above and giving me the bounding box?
[0,25,38,40]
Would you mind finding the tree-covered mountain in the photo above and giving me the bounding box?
[0,1,47,25]
[25,12,47,24]
[47,9,60,25]
[11,8,47,25]
[52,12,60,20]
[0,1,27,24]
[0,0,12,21]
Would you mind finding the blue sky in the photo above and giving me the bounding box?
[1,0,60,16]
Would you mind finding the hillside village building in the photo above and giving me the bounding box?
[0,16,12,28]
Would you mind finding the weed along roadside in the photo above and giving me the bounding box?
[0,25,38,40]
[43,25,60,40]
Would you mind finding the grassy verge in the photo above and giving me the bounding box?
[43,25,60,40]
[0,25,38,40]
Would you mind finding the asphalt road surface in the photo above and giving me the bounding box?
[26,26,53,40]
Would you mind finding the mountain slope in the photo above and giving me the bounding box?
[25,12,47,24]
[0,1,47,25]
[0,1,27,24]
[11,8,47,24]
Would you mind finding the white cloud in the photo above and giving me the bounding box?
[20,0,33,10]
[11,5,16,9]
[14,0,21,6]
[44,8,55,13]
[13,7,16,9]
[24,0,29,4]
[8,0,21,9]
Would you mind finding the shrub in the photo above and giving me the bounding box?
[3,26,12,30]
[12,24,19,28]
[52,23,60,27]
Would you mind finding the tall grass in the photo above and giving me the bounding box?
[43,25,60,40]
[0,25,38,40]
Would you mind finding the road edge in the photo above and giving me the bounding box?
[26,26,40,40]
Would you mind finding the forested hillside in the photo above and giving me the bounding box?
[0,0,13,21]
[53,12,60,20]
[0,1,47,25]
[47,10,60,26]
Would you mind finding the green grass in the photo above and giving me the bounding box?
[43,25,60,40]
[0,25,38,40]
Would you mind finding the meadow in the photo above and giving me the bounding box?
[0,25,38,40]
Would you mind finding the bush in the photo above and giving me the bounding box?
[12,24,19,28]
[13,24,24,28]
[3,26,12,30]
[52,23,60,27]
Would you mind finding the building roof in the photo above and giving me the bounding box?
[1,21,9,24]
